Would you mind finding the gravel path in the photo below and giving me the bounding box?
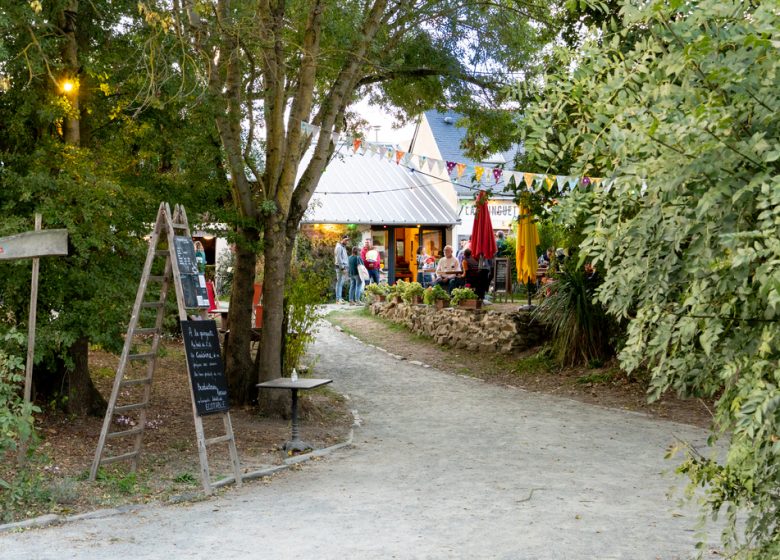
[1,317,721,559]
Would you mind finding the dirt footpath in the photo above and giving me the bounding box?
[1,318,723,559]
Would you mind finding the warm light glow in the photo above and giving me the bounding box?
[61,80,75,93]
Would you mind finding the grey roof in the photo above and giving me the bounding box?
[302,146,459,226]
[421,110,521,198]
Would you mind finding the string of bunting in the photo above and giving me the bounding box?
[300,120,608,192]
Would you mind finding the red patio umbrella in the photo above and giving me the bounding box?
[470,191,497,260]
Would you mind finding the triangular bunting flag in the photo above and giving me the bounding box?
[419,155,428,169]
[395,150,404,164]
[592,177,603,187]
[581,176,592,187]
[475,166,485,183]
[544,176,555,190]
[446,161,457,175]
[353,138,362,153]
[401,152,412,166]
[456,163,467,180]
[556,175,567,190]
[568,176,579,190]
[493,168,503,183]
[386,146,393,159]
[428,158,438,173]
[523,173,535,189]
[331,132,341,145]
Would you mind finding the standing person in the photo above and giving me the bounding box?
[348,247,364,305]
[457,238,470,265]
[495,231,507,257]
[194,240,207,274]
[334,235,350,303]
[434,245,462,292]
[362,243,381,284]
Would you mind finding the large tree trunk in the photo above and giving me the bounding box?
[66,336,106,416]
[224,226,259,405]
[257,216,290,384]
[32,336,106,416]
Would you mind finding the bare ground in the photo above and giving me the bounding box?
[2,339,352,524]
[326,305,714,429]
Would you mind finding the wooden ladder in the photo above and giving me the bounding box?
[90,202,241,494]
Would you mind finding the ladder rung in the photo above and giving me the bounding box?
[106,426,144,440]
[172,223,188,229]
[120,377,152,387]
[141,301,164,309]
[205,434,232,446]
[148,275,166,283]
[100,450,139,465]
[129,352,156,361]
[132,328,159,336]
[114,402,149,413]
[155,250,169,257]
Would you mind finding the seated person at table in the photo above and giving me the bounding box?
[434,245,462,292]
[451,248,481,292]
[416,247,436,286]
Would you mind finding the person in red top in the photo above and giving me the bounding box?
[361,239,381,284]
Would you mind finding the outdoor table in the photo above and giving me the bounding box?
[256,377,333,452]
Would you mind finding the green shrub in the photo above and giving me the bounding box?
[423,284,450,304]
[534,263,614,368]
[450,287,478,306]
[401,281,424,303]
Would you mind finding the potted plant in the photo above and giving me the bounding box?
[450,286,481,309]
[365,282,390,302]
[423,284,450,309]
[402,281,425,304]
[389,280,407,303]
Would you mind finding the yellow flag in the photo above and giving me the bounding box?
[475,166,485,182]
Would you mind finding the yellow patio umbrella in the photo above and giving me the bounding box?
[516,205,540,308]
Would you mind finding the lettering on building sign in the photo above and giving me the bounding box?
[459,203,519,218]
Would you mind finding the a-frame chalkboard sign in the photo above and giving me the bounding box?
[90,203,241,495]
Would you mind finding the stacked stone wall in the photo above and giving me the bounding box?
[369,302,549,353]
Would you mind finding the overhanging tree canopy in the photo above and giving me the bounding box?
[139,0,557,404]
[518,0,780,555]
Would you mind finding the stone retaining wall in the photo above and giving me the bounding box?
[369,301,549,353]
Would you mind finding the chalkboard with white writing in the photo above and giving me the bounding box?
[173,236,209,308]
[181,320,230,416]
[493,258,510,293]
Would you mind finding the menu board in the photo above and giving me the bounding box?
[181,320,230,416]
[493,258,510,293]
[173,236,209,308]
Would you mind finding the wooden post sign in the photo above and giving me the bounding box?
[0,216,68,403]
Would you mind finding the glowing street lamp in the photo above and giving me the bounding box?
[61,79,76,94]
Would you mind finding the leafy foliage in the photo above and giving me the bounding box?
[423,284,450,304]
[0,327,45,521]
[450,287,478,306]
[518,0,780,555]
[401,281,424,303]
[534,264,614,367]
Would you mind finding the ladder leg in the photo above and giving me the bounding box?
[223,413,243,487]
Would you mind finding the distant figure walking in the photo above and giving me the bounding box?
[348,247,364,305]
[194,241,207,274]
[334,236,350,304]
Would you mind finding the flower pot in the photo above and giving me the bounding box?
[434,299,448,310]
[411,295,423,305]
[392,296,403,304]
[458,299,482,310]
[377,294,387,302]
